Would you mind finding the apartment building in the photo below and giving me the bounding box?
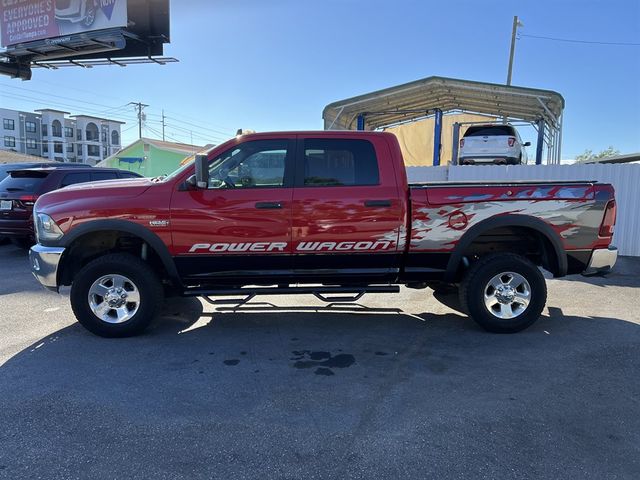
[0,108,43,158]
[0,108,125,165]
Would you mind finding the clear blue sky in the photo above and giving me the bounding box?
[1,0,639,158]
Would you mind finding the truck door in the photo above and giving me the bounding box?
[291,135,404,284]
[170,137,295,284]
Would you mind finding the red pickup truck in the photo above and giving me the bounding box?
[29,131,617,337]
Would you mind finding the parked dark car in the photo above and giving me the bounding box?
[0,162,95,244]
[0,162,91,182]
[0,167,142,248]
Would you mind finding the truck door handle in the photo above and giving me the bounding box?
[255,201,283,209]
[364,200,392,208]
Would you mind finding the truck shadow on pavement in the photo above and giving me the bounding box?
[560,255,640,288]
[1,295,639,478]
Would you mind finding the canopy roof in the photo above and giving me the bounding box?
[323,76,565,131]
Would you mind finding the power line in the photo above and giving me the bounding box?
[28,78,134,105]
[145,124,200,147]
[121,124,138,134]
[142,115,226,143]
[142,111,231,142]
[161,110,235,135]
[163,115,233,138]
[520,33,640,46]
[1,91,138,123]
[159,121,226,143]
[1,85,231,144]
[1,83,138,115]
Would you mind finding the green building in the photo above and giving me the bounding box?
[98,138,206,177]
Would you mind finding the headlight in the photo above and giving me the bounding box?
[35,213,64,242]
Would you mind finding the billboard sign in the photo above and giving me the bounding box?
[1,0,128,48]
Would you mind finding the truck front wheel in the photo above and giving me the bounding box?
[70,253,163,337]
[460,253,547,333]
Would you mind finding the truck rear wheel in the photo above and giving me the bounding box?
[459,253,546,333]
[70,253,163,337]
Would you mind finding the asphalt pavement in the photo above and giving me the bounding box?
[1,243,639,479]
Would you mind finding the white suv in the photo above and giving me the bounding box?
[458,124,530,165]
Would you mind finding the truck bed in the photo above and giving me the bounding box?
[409,180,597,188]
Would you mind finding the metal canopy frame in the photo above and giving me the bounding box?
[323,76,565,165]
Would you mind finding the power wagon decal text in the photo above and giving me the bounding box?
[188,240,394,253]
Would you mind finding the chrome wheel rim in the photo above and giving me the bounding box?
[483,272,531,319]
[88,274,140,324]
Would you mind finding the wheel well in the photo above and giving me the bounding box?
[59,230,171,287]
[454,226,560,280]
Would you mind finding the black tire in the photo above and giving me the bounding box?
[459,253,546,333]
[70,253,163,337]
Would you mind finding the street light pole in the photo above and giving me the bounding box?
[506,15,523,86]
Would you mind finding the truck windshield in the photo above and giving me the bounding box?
[162,160,195,182]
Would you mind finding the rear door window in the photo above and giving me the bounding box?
[300,139,379,187]
[91,171,118,182]
[60,172,91,187]
[464,126,516,137]
[0,171,48,194]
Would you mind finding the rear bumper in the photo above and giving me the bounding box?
[0,219,33,238]
[29,244,65,291]
[459,155,519,165]
[582,246,618,276]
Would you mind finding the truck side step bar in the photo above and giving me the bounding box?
[184,285,400,306]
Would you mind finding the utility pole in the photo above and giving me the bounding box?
[506,16,523,86]
[128,102,149,139]
[161,110,166,141]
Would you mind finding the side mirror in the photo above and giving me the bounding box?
[523,141,531,147]
[194,154,209,188]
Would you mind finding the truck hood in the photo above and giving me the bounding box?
[35,177,154,212]
[60,177,153,192]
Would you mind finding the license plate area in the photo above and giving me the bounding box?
[0,200,12,210]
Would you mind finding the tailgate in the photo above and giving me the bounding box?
[463,135,506,153]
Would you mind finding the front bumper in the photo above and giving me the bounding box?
[582,246,618,276]
[29,244,65,291]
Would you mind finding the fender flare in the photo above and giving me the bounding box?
[444,214,567,282]
[54,219,181,286]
